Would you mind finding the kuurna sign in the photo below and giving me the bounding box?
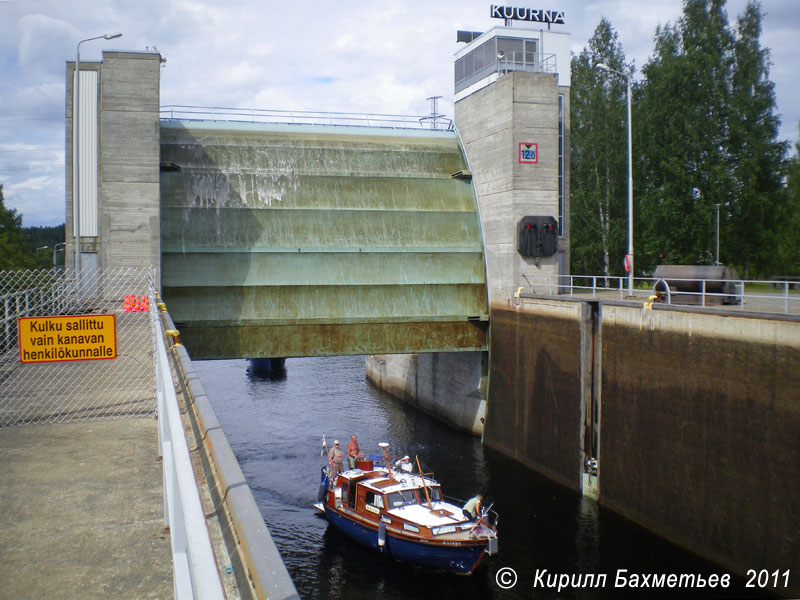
[490,5,565,25]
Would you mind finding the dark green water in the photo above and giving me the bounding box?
[195,355,773,600]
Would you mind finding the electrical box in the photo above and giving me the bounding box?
[517,216,558,258]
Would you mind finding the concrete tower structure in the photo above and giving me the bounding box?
[367,20,571,435]
[455,23,570,303]
[66,51,162,272]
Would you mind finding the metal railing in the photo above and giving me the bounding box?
[455,51,557,94]
[154,307,226,600]
[160,105,454,131]
[520,274,800,315]
[164,307,301,600]
[498,51,557,76]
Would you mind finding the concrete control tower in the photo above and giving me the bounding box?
[454,11,571,303]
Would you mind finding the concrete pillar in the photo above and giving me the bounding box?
[66,51,162,272]
[455,71,570,305]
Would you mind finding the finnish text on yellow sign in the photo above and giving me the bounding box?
[18,314,117,364]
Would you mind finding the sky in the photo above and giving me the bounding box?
[1,0,797,227]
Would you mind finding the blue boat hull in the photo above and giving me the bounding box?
[324,506,487,574]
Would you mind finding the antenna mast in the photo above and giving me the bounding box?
[426,95,443,130]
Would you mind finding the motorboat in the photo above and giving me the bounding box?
[314,441,498,574]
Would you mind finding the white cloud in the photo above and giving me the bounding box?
[0,0,797,226]
[18,13,78,81]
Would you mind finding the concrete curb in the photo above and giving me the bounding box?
[161,311,300,600]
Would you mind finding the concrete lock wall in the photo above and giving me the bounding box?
[599,304,800,593]
[484,300,584,490]
[484,298,800,594]
[366,352,487,435]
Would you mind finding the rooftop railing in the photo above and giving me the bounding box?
[160,105,454,131]
[455,51,557,94]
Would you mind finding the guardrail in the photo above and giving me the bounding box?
[521,274,800,315]
[160,105,455,131]
[154,309,226,600]
[160,310,301,600]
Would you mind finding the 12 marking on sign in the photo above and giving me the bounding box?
[519,142,538,164]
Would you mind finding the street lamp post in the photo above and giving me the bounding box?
[74,32,122,274]
[714,203,721,265]
[53,242,66,266]
[596,63,634,295]
[36,246,50,268]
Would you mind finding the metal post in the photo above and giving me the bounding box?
[715,203,721,265]
[785,281,789,314]
[625,77,634,296]
[74,44,81,273]
[701,279,706,307]
[53,242,66,266]
[596,63,634,296]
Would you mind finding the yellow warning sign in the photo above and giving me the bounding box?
[18,314,117,364]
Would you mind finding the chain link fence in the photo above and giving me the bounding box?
[0,267,157,427]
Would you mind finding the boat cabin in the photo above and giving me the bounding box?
[329,467,471,538]
[316,447,499,574]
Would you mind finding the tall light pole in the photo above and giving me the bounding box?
[596,63,634,295]
[715,203,721,265]
[74,32,122,274]
[53,242,66,266]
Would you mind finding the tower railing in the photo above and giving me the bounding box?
[455,51,557,93]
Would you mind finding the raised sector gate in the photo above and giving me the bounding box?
[159,121,488,359]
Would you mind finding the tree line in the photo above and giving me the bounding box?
[570,0,799,279]
[0,185,65,270]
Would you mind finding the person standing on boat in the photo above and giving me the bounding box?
[462,494,483,521]
[394,455,413,473]
[347,434,362,469]
[329,440,345,477]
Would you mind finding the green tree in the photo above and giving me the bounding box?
[636,0,736,272]
[0,185,37,271]
[23,224,66,266]
[570,18,633,277]
[776,128,800,275]
[633,0,786,277]
[725,0,788,276]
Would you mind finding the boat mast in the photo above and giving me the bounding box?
[415,455,433,509]
[378,442,391,470]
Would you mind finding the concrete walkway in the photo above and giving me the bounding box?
[0,418,172,599]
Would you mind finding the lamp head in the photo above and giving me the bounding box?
[595,63,610,72]
[104,32,123,40]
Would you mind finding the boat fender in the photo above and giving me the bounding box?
[378,521,386,550]
[317,467,329,502]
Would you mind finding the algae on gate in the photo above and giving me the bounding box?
[159,121,488,359]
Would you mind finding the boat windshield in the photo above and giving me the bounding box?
[429,486,442,501]
[386,489,418,508]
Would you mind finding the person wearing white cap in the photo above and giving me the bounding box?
[394,455,413,472]
[329,440,345,478]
